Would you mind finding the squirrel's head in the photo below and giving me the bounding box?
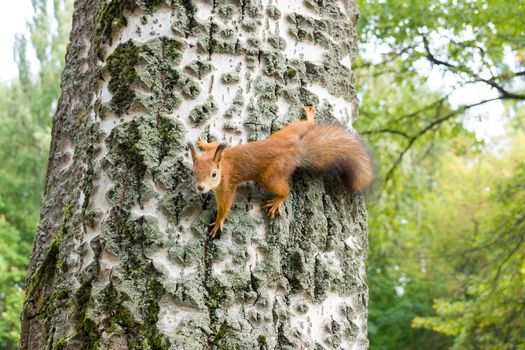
[187,142,228,193]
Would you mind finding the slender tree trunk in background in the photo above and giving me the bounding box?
[20,0,368,349]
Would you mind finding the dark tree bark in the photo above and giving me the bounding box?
[20,0,368,349]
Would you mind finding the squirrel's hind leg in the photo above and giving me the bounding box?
[261,176,290,219]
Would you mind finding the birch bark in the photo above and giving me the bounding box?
[20,0,368,349]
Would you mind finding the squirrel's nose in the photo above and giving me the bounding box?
[197,185,205,192]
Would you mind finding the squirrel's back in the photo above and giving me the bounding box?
[299,124,374,192]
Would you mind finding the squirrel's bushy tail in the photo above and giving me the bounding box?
[299,124,374,192]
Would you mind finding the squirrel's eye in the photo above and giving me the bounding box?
[212,171,217,178]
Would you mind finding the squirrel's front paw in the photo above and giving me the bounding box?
[209,222,222,239]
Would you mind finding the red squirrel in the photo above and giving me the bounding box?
[188,106,373,238]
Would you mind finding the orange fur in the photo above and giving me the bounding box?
[189,106,373,238]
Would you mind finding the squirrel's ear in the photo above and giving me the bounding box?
[213,143,228,163]
[187,142,198,163]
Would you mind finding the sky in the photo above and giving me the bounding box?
[0,0,33,83]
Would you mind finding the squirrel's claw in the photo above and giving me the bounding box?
[209,223,222,239]
[267,206,283,219]
[303,105,317,115]
[303,105,317,122]
[210,226,220,239]
[263,200,274,208]
[197,137,207,150]
[265,199,284,219]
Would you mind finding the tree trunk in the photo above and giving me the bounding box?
[20,0,368,349]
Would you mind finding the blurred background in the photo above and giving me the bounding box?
[0,1,523,349]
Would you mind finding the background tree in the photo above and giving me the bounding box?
[0,1,72,349]
[19,0,369,349]
[411,132,525,349]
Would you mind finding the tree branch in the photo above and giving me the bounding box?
[360,128,411,138]
[384,96,504,183]
[421,34,525,100]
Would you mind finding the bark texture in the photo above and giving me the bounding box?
[20,0,368,349]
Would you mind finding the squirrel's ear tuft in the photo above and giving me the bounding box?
[187,142,198,162]
[213,143,228,163]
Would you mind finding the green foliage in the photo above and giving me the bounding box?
[0,1,73,348]
[356,0,525,91]
[0,217,27,349]
[412,139,525,349]
[362,82,525,348]
[368,266,452,350]
[355,0,525,349]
